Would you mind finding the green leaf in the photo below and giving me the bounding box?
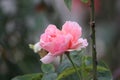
[84,56,113,80]
[57,59,72,73]
[57,55,113,80]
[64,0,72,10]
[41,64,55,73]
[11,73,43,80]
[98,71,113,80]
[81,0,89,3]
[57,67,80,80]
[85,65,109,72]
[57,66,109,80]
[42,73,57,80]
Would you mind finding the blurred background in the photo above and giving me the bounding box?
[0,0,120,80]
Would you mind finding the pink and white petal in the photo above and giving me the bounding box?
[75,38,88,51]
[40,34,71,56]
[40,52,56,64]
[79,38,88,48]
[45,24,57,32]
[45,24,61,35]
[52,34,72,56]
[62,21,82,41]
[67,49,75,52]
[40,33,56,53]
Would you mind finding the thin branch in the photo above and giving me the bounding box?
[90,0,97,80]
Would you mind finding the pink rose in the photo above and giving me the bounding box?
[39,21,88,64]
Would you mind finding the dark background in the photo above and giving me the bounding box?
[0,0,120,80]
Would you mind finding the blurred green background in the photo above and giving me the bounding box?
[0,0,120,80]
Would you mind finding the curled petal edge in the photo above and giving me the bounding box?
[40,52,56,64]
[67,38,88,51]
[76,38,88,51]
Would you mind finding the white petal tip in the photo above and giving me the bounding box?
[34,42,41,53]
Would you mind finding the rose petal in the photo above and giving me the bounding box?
[40,33,72,56]
[45,24,61,35]
[40,52,56,64]
[75,38,88,51]
[51,34,72,56]
[62,21,82,42]
[40,24,61,43]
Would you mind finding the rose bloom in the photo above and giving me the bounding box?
[34,21,88,64]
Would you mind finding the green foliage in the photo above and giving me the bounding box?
[57,64,111,80]
[64,0,72,10]
[56,51,112,80]
[41,64,57,80]
[57,67,79,80]
[11,73,43,80]
[42,73,57,80]
[81,0,89,3]
[41,64,55,73]
[86,65,109,72]
[82,56,113,80]
[11,51,112,80]
[11,64,57,80]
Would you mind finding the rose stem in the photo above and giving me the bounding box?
[90,0,97,80]
[65,52,82,80]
